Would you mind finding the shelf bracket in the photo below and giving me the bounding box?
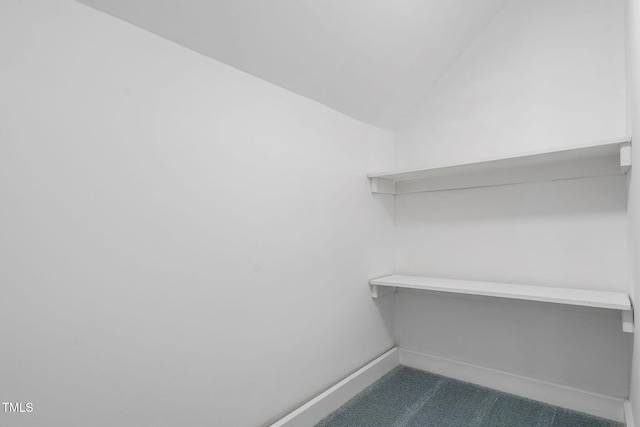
[370,178,396,195]
[622,309,634,333]
[371,284,396,298]
[620,142,632,173]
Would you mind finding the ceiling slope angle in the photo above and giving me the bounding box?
[75,0,505,129]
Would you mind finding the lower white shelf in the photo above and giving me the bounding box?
[370,275,634,333]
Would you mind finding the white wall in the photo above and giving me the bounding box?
[395,176,628,292]
[0,1,395,426]
[626,0,640,421]
[396,0,626,169]
[393,0,630,397]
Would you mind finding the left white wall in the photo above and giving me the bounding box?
[0,1,395,426]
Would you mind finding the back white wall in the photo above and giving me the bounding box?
[396,0,626,168]
[392,0,630,398]
[0,1,395,426]
[394,177,629,396]
[395,177,628,291]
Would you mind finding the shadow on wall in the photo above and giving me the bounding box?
[396,175,627,224]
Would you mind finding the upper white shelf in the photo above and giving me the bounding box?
[369,137,631,194]
[370,275,633,332]
[370,275,630,310]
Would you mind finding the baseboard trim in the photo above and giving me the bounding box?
[625,401,635,427]
[270,346,400,427]
[399,348,626,423]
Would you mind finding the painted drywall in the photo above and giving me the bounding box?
[396,0,626,169]
[392,0,630,397]
[0,1,395,426]
[626,0,640,422]
[396,293,630,398]
[394,177,630,397]
[395,176,628,292]
[75,0,505,129]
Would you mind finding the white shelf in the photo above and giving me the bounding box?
[370,275,633,332]
[369,138,631,194]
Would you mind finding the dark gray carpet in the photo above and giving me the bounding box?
[316,366,623,427]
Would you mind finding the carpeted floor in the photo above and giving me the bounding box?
[316,366,623,427]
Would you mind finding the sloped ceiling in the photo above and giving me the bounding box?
[75,0,505,129]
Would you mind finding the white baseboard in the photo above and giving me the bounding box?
[270,346,400,427]
[399,348,626,423]
[269,346,628,425]
[625,401,635,427]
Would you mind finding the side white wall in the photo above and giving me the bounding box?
[393,0,630,398]
[626,0,640,422]
[0,1,395,426]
